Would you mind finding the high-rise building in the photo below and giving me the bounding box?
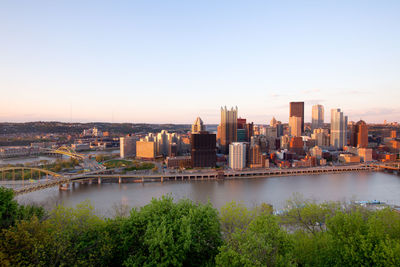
[246,122,254,142]
[237,117,246,129]
[270,117,277,127]
[220,106,238,153]
[276,121,284,137]
[355,120,368,148]
[191,132,216,168]
[290,102,304,133]
[311,105,324,130]
[348,121,357,147]
[248,144,263,168]
[120,134,138,158]
[311,128,330,147]
[237,129,247,142]
[229,142,246,170]
[191,117,205,133]
[289,116,302,137]
[330,108,348,149]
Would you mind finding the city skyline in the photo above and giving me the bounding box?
[1,1,400,123]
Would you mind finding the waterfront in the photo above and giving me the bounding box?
[16,171,400,215]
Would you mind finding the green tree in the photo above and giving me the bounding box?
[121,196,222,266]
[0,187,44,230]
[216,214,294,267]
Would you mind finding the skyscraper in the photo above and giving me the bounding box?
[276,121,284,137]
[237,117,246,129]
[355,120,368,148]
[270,117,277,127]
[330,108,348,149]
[220,106,238,154]
[191,117,205,133]
[290,102,304,133]
[191,132,216,168]
[289,116,302,137]
[229,142,246,170]
[311,104,324,130]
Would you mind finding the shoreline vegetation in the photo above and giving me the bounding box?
[1,188,400,266]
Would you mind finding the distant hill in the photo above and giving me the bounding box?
[0,122,191,135]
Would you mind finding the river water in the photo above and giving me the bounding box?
[15,171,400,216]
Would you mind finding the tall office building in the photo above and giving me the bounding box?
[330,108,348,149]
[311,105,324,130]
[289,116,302,137]
[229,142,246,170]
[191,132,216,168]
[220,106,238,153]
[246,122,254,142]
[355,120,368,148]
[191,117,205,133]
[248,144,263,168]
[270,117,277,127]
[120,134,138,158]
[237,117,246,129]
[276,121,284,137]
[290,102,304,133]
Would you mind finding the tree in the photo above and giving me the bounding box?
[0,187,19,230]
[216,214,294,267]
[121,196,222,266]
[0,187,44,230]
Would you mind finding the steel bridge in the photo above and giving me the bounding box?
[41,146,85,160]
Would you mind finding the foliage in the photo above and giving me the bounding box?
[2,191,400,266]
[103,159,155,171]
[216,214,294,266]
[121,196,222,266]
[0,187,45,230]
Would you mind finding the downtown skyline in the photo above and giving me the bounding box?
[1,1,400,123]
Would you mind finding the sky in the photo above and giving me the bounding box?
[1,1,400,124]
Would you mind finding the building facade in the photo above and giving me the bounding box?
[191,132,216,168]
[120,135,138,158]
[191,117,205,133]
[229,142,246,170]
[330,108,348,149]
[311,104,324,130]
[289,116,302,137]
[220,106,238,153]
[290,102,304,133]
[355,120,368,148]
[136,140,156,159]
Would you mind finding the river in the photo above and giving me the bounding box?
[15,171,400,216]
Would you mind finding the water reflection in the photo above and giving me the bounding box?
[16,172,400,216]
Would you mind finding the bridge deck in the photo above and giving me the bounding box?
[10,165,375,195]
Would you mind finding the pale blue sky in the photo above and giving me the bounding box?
[1,1,399,124]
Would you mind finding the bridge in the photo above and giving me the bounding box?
[41,146,86,160]
[374,163,400,173]
[0,145,108,194]
[3,164,374,195]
